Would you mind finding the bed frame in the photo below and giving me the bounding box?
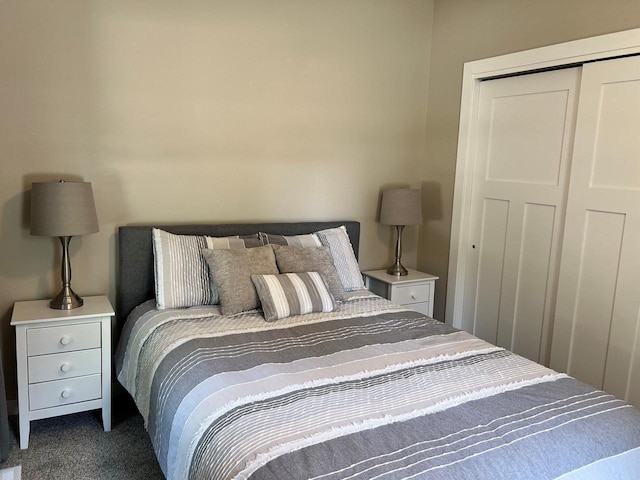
[116,221,360,328]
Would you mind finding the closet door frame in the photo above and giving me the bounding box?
[447,28,640,329]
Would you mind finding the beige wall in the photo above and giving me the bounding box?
[2,0,638,405]
[0,0,434,400]
[419,0,640,322]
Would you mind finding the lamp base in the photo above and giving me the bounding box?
[386,261,408,276]
[50,285,84,310]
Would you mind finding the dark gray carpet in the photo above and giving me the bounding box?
[0,386,164,480]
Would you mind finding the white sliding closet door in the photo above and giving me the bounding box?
[550,56,640,406]
[462,68,581,364]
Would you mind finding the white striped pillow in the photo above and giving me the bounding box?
[259,232,322,247]
[251,272,336,322]
[152,229,262,309]
[314,226,365,291]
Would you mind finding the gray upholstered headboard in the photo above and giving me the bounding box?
[116,221,360,328]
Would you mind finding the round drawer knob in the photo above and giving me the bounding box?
[61,389,71,399]
[60,336,71,346]
[60,363,71,373]
[411,293,416,299]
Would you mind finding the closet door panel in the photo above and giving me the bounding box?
[508,203,557,363]
[604,221,640,405]
[589,79,640,190]
[463,68,580,364]
[551,56,640,405]
[562,211,626,388]
[472,199,509,343]
[484,90,568,185]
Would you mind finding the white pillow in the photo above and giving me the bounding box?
[314,226,365,291]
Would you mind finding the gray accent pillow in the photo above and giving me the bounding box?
[252,272,336,322]
[202,246,279,315]
[272,245,347,301]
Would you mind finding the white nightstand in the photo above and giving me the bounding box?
[11,295,114,449]
[363,269,438,317]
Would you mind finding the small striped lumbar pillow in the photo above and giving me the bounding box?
[251,272,336,322]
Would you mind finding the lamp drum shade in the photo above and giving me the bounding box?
[379,188,422,226]
[31,181,99,237]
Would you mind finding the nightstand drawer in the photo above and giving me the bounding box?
[410,302,432,316]
[392,283,431,305]
[28,374,102,411]
[363,270,438,319]
[28,349,101,384]
[27,322,101,356]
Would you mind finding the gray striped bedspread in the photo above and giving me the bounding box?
[115,292,640,480]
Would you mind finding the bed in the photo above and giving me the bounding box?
[115,221,640,480]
